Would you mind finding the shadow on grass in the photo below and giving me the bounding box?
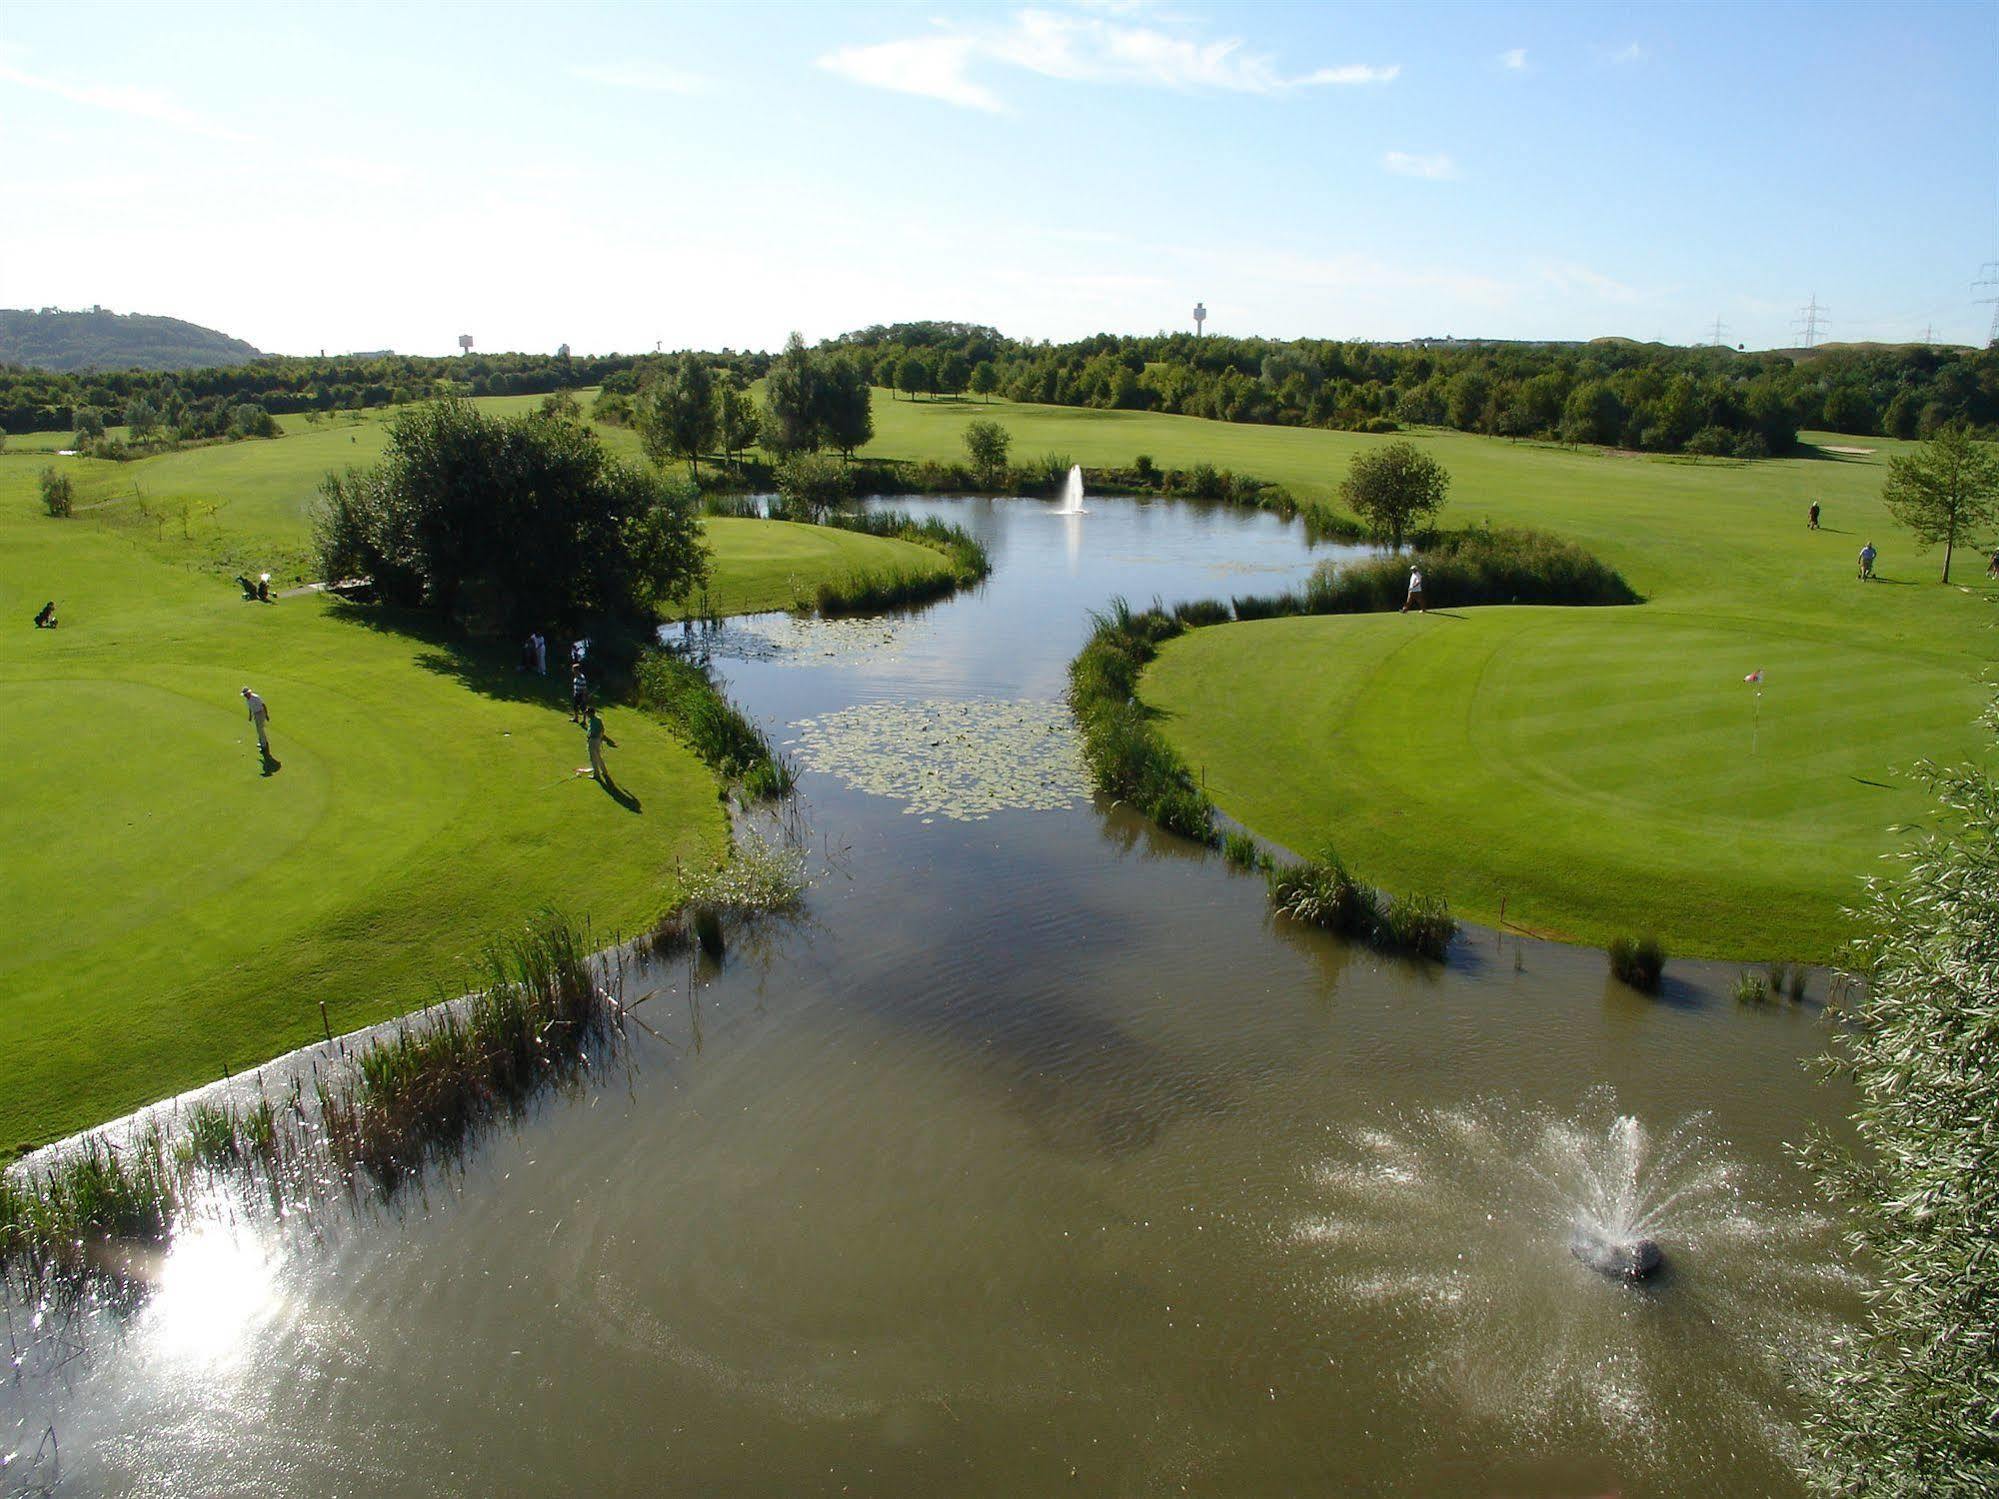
[592,760,643,814]
[327,600,569,711]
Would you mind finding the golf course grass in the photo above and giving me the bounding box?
[855,392,1999,960]
[0,402,934,1156]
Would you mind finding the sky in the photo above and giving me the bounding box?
[2,0,1994,357]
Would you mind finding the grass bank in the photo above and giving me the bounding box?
[851,395,1997,958]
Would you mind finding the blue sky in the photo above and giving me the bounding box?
[3,0,1993,356]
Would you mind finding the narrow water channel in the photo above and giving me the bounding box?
[3,496,1854,1496]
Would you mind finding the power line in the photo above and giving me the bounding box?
[1975,261,1999,346]
[1794,293,1828,349]
[1707,314,1729,347]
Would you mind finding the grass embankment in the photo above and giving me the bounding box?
[857,394,1999,960]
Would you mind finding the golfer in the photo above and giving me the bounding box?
[1402,565,1426,614]
[1858,542,1877,580]
[585,707,617,780]
[1808,501,1820,530]
[570,667,589,722]
[241,686,271,754]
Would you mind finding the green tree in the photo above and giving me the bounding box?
[637,354,718,479]
[310,398,706,628]
[816,357,874,459]
[775,451,854,507]
[39,466,73,517]
[1559,381,1626,446]
[936,351,971,399]
[123,395,162,440]
[1883,388,1921,441]
[1880,423,1999,582]
[761,332,821,454]
[72,407,106,442]
[896,353,930,403]
[1444,370,1491,431]
[1822,384,1877,436]
[962,418,1011,484]
[1339,441,1450,549]
[970,361,998,402]
[713,378,757,471]
[1798,702,1999,1496]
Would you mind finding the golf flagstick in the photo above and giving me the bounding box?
[1745,669,1764,753]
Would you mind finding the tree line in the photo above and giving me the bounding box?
[826,321,1999,457]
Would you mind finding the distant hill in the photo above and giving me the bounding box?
[0,307,262,373]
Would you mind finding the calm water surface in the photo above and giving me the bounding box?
[3,497,1855,1496]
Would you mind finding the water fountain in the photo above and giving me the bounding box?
[1056,464,1086,515]
[1292,1090,1850,1449]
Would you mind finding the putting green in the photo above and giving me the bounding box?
[845,391,1997,957]
[689,517,948,616]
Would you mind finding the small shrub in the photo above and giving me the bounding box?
[39,467,74,518]
[1735,970,1770,1004]
[1608,934,1666,991]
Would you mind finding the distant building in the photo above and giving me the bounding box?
[458,334,474,355]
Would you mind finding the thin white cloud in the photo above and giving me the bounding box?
[1610,42,1645,64]
[0,54,251,143]
[1539,262,1644,303]
[818,35,1001,112]
[819,10,1397,111]
[1499,47,1528,70]
[1384,150,1456,180]
[568,61,709,95]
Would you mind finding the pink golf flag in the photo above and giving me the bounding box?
[1744,670,1763,684]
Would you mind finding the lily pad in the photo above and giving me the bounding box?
[792,698,1089,821]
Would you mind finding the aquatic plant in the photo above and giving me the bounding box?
[1379,891,1459,961]
[818,508,991,581]
[1267,843,1455,960]
[651,832,808,959]
[792,697,1088,821]
[632,647,794,798]
[1608,934,1667,991]
[1768,962,1808,1001]
[814,564,962,616]
[1171,597,1233,629]
[317,914,618,1194]
[1222,830,1271,873]
[1734,970,1770,1004]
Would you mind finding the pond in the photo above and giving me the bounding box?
[2,495,1854,1496]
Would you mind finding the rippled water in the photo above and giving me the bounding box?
[2,496,1854,1496]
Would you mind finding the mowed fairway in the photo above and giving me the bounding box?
[0,451,731,1156]
[858,392,1999,958]
[0,405,936,1155]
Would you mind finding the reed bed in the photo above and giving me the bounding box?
[1066,599,1219,845]
[1,913,627,1293]
[632,648,794,798]
[1267,843,1456,960]
[814,564,964,616]
[317,917,618,1193]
